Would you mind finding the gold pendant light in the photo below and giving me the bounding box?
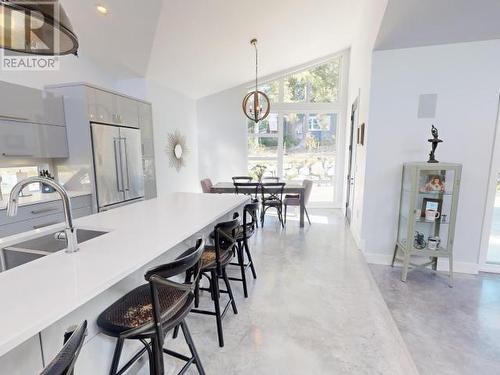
[242,39,270,123]
[0,0,79,56]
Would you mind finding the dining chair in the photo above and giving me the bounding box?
[262,177,279,183]
[232,176,253,184]
[40,321,87,375]
[200,178,213,193]
[97,239,206,375]
[284,179,313,225]
[260,182,286,228]
[234,182,260,203]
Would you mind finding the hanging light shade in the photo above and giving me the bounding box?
[0,0,79,56]
[242,39,270,123]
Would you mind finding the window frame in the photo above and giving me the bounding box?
[246,50,349,208]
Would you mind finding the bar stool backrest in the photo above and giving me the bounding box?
[213,218,239,271]
[40,321,88,375]
[243,202,259,234]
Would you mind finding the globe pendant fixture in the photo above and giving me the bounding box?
[0,0,79,56]
[242,39,270,123]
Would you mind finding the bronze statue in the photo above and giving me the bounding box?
[428,125,443,163]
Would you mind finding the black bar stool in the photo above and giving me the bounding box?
[228,202,258,298]
[40,321,87,375]
[97,239,206,375]
[188,218,239,347]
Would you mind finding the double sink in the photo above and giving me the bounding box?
[1,229,107,271]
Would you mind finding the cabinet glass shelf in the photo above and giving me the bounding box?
[394,162,462,285]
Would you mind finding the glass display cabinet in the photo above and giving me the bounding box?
[392,162,462,285]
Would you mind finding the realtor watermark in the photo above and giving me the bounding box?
[1,1,61,71]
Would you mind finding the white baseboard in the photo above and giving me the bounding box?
[362,251,479,275]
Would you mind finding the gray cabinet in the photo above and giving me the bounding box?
[139,103,157,199]
[0,195,92,238]
[87,87,139,128]
[0,121,68,159]
[393,162,462,285]
[0,81,43,122]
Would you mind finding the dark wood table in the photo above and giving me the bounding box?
[210,182,306,227]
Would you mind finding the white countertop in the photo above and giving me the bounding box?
[0,191,91,210]
[0,192,247,357]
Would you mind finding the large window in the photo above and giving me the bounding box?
[247,54,347,206]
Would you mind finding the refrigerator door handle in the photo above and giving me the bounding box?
[121,137,131,191]
[113,138,124,192]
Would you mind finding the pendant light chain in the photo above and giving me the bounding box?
[254,40,258,92]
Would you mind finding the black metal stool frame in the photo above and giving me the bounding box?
[99,239,206,375]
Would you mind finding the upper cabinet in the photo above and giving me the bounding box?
[0,81,65,127]
[87,87,139,128]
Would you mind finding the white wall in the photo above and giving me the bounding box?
[361,39,500,272]
[196,85,248,182]
[345,0,388,247]
[145,81,200,195]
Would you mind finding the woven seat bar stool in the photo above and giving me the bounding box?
[40,321,87,375]
[188,218,239,348]
[228,202,258,298]
[260,182,286,228]
[97,239,206,375]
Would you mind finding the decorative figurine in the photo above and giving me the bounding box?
[427,125,443,163]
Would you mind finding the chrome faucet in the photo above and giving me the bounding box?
[6,177,79,253]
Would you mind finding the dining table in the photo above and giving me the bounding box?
[210,181,307,227]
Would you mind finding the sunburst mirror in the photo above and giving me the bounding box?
[166,130,188,172]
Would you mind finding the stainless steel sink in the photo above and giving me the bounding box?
[1,229,108,271]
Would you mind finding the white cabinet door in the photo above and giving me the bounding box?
[37,125,68,158]
[0,81,43,122]
[139,103,154,157]
[42,93,65,126]
[94,88,115,124]
[116,96,139,128]
[0,120,37,158]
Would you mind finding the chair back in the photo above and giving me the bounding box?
[303,179,313,205]
[234,182,260,201]
[243,202,259,235]
[232,176,253,184]
[262,176,279,183]
[260,182,285,203]
[213,218,239,270]
[145,239,205,281]
[200,178,213,193]
[40,321,88,375]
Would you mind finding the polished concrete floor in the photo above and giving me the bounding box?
[370,264,500,375]
[150,209,417,375]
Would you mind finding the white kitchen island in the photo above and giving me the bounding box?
[0,192,248,374]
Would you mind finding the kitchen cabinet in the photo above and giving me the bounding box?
[0,121,68,159]
[87,87,139,128]
[0,195,92,238]
[41,93,65,126]
[0,81,43,123]
[139,102,155,157]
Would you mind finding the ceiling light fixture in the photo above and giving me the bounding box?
[242,39,270,124]
[0,0,79,55]
[96,5,108,15]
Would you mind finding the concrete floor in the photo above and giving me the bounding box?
[154,209,417,375]
[370,264,500,375]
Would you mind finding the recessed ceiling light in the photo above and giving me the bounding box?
[96,5,108,15]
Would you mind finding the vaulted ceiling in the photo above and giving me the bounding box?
[62,0,362,98]
[375,0,500,50]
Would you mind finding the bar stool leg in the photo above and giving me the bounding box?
[222,268,238,314]
[211,270,224,347]
[109,338,124,375]
[244,238,257,279]
[181,320,206,375]
[237,242,248,298]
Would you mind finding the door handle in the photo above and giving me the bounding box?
[121,138,130,191]
[113,138,124,192]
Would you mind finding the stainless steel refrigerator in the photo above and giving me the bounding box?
[91,123,144,211]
